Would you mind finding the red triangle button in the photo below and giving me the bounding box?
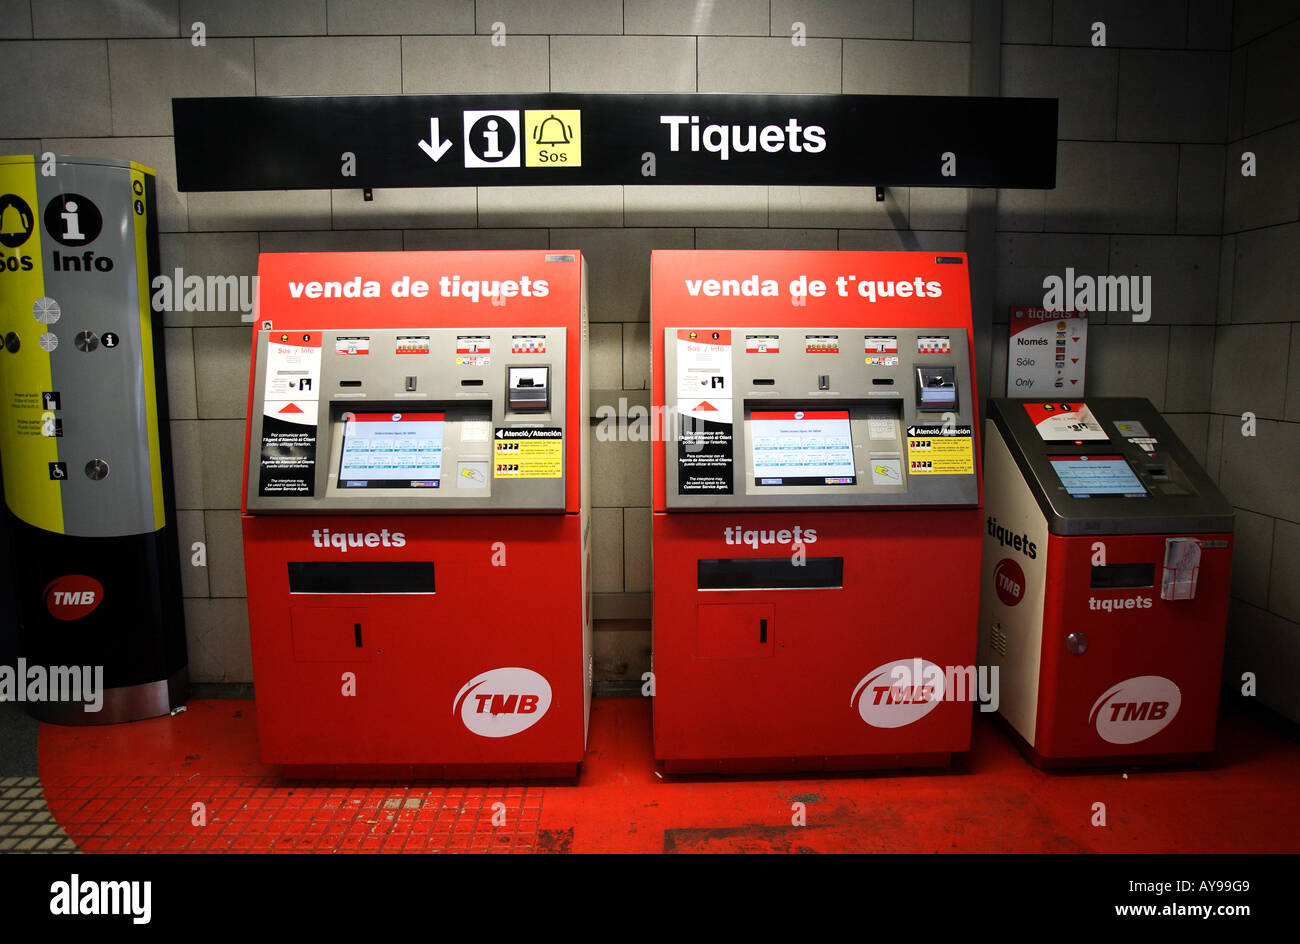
[278,402,304,414]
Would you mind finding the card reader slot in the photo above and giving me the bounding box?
[872,378,894,385]
[753,379,775,385]
[1090,563,1155,589]
[698,557,843,590]
[461,379,484,386]
[288,561,436,594]
[339,380,362,387]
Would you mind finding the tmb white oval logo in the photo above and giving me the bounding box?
[454,667,552,738]
[1089,675,1181,745]
[851,658,946,728]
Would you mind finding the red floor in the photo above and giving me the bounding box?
[36,696,1300,853]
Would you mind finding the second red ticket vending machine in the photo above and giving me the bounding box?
[651,250,984,773]
[242,251,591,777]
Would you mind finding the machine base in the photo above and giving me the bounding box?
[26,667,188,726]
[662,752,952,776]
[994,714,1214,771]
[280,762,580,782]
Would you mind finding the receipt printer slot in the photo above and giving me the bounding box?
[916,366,958,411]
[507,366,550,413]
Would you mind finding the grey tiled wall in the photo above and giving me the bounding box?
[3,1,1291,708]
[1214,4,1300,724]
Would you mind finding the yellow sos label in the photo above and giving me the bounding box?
[524,110,581,168]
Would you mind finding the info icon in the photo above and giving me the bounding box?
[43,193,103,247]
[463,110,521,168]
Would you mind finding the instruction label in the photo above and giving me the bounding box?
[676,329,732,398]
[677,397,734,494]
[906,424,974,475]
[1007,307,1087,395]
[259,332,322,496]
[1023,401,1107,442]
[494,427,563,478]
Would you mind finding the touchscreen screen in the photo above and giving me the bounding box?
[338,412,445,488]
[751,410,856,486]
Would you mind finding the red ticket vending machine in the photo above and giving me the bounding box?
[978,398,1233,767]
[650,250,984,773]
[242,251,591,777]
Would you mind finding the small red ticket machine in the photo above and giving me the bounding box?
[650,250,984,773]
[979,398,1233,767]
[242,251,591,777]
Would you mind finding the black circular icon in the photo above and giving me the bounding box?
[4,332,19,353]
[132,179,144,195]
[43,193,103,247]
[101,332,120,349]
[468,115,517,164]
[134,199,144,216]
[0,194,34,248]
[74,330,99,353]
[85,458,110,481]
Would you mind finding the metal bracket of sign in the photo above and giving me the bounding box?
[173,93,1057,192]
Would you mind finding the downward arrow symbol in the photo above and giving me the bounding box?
[418,117,453,162]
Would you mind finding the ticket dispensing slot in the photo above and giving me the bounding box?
[698,557,845,590]
[1089,563,1156,589]
[287,561,437,594]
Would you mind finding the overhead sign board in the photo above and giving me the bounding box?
[173,93,1057,192]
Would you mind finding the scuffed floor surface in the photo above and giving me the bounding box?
[23,697,1300,854]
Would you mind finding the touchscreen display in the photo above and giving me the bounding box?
[338,412,444,488]
[1049,454,1147,498]
[751,410,856,486]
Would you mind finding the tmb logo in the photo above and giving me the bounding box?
[454,666,552,738]
[43,575,104,621]
[1089,675,1182,744]
[993,558,1026,607]
[851,658,946,728]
